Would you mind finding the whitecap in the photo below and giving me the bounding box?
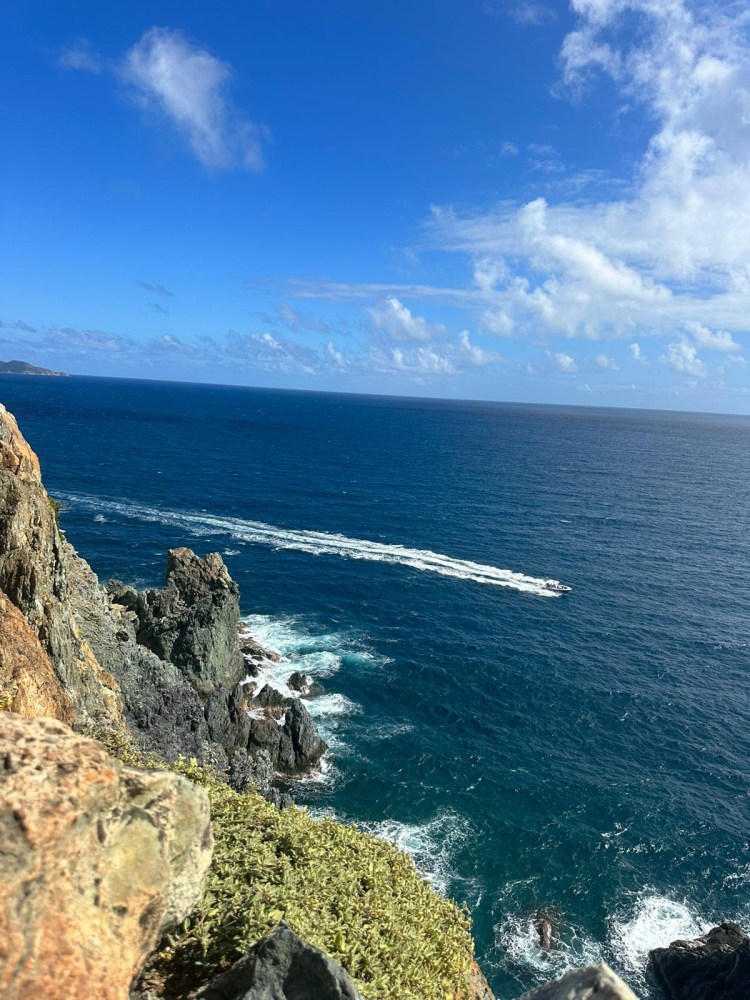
[608,893,712,983]
[495,911,604,983]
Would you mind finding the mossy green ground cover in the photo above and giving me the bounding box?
[99,732,475,1000]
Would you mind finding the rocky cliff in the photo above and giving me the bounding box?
[0,402,325,803]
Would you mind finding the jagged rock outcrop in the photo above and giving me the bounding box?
[193,922,363,1000]
[518,964,638,999]
[0,591,75,723]
[0,403,123,726]
[649,922,750,999]
[132,547,245,698]
[104,555,327,788]
[0,713,212,999]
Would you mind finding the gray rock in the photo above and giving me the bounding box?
[518,964,638,1000]
[282,699,327,773]
[194,921,362,999]
[254,685,293,710]
[287,671,309,694]
[649,922,750,1000]
[133,548,245,698]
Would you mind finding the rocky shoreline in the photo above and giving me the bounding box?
[0,399,747,1000]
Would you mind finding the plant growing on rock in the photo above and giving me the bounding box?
[95,730,475,1000]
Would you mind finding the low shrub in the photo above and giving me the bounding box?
[96,730,475,1000]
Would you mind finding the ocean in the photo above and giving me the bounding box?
[3,374,749,997]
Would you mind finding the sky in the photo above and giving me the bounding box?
[2,0,750,411]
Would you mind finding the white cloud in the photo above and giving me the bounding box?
[661,340,707,377]
[368,297,446,342]
[373,345,457,376]
[551,351,577,373]
[425,1,750,346]
[118,27,266,170]
[326,342,347,368]
[500,141,519,157]
[595,353,619,370]
[458,330,502,366]
[685,321,740,352]
[629,342,645,363]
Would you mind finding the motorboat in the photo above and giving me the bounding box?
[543,579,572,594]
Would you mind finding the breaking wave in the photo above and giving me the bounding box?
[59,493,566,596]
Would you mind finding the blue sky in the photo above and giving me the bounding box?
[2,0,750,411]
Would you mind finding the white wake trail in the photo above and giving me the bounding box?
[61,494,565,596]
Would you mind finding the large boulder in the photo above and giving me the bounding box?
[133,548,245,698]
[649,922,750,999]
[517,964,638,1000]
[0,713,212,999]
[194,921,362,999]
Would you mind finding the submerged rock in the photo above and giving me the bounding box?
[0,713,212,1000]
[517,963,638,999]
[649,922,750,1000]
[194,921,362,999]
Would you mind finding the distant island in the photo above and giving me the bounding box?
[0,360,67,377]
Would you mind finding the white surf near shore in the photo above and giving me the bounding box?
[495,890,719,995]
[241,613,365,759]
[61,493,565,596]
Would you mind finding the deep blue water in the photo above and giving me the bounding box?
[3,374,750,997]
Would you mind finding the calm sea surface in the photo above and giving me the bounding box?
[3,375,749,997]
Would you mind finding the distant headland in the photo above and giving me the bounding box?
[0,359,67,376]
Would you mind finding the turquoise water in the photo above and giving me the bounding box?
[3,375,749,996]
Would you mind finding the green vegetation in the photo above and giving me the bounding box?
[96,730,475,1000]
[48,496,62,525]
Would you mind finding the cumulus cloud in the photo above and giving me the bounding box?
[459,330,502,366]
[629,342,645,363]
[425,1,750,347]
[500,141,519,157]
[661,340,707,377]
[551,351,577,373]
[62,28,266,170]
[369,297,447,342]
[595,353,619,370]
[685,321,740,352]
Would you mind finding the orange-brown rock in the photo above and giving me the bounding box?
[0,403,41,483]
[468,960,497,1000]
[0,590,74,723]
[0,713,213,1000]
[0,403,124,726]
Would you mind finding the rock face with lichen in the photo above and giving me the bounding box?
[0,403,123,726]
[0,712,212,1000]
